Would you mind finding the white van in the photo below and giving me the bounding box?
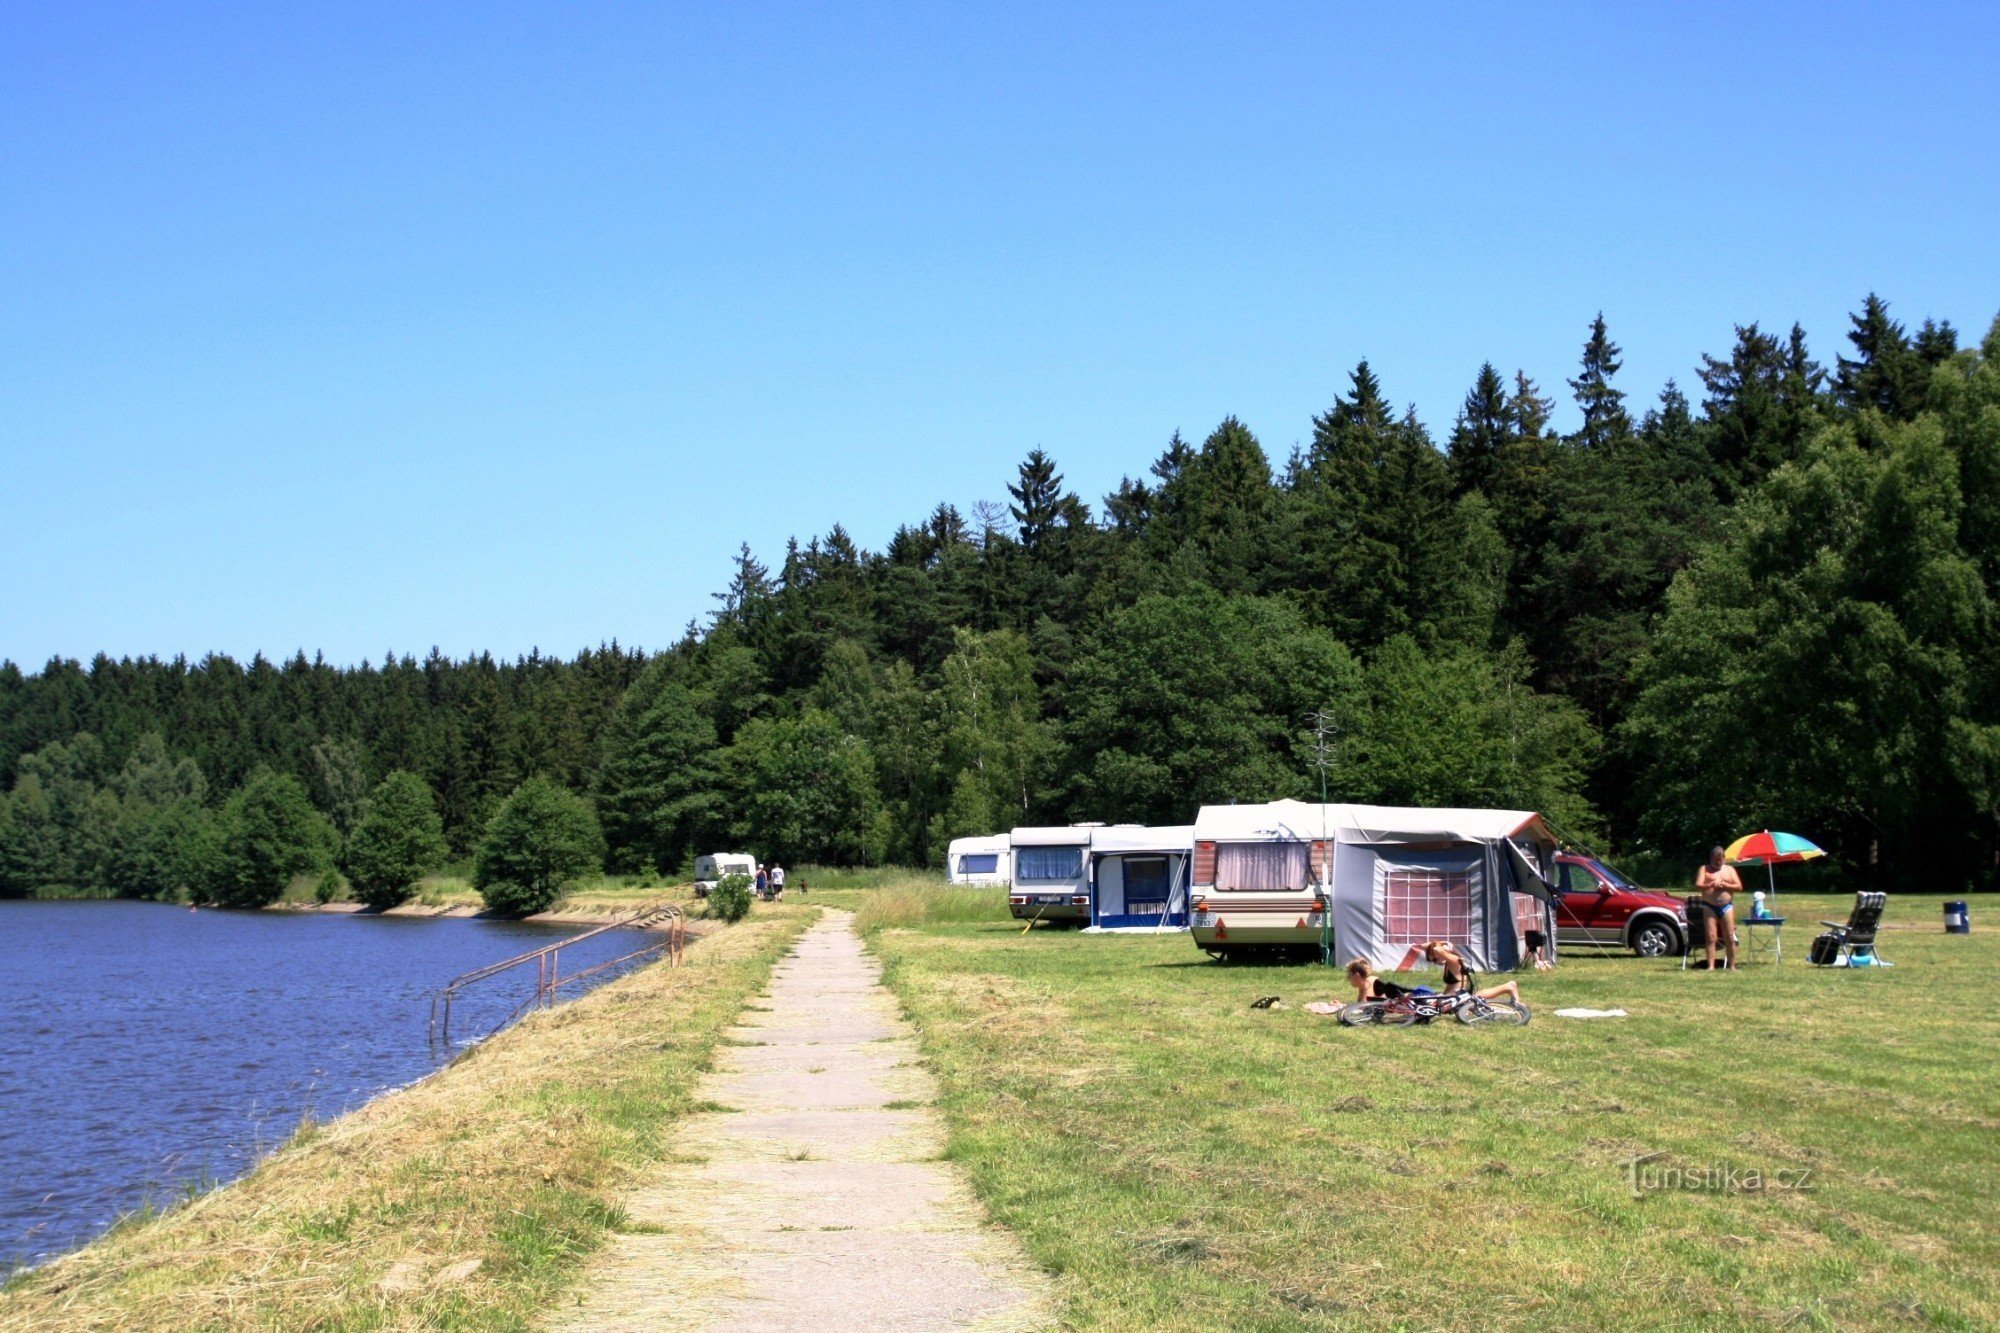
[693,852,757,898]
[946,834,1012,886]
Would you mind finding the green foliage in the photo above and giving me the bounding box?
[474,777,604,915]
[1062,592,1361,824]
[343,770,449,910]
[1344,637,1599,832]
[706,871,752,922]
[1624,364,2000,884]
[593,671,720,874]
[721,710,886,866]
[196,770,339,908]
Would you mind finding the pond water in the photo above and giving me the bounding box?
[0,899,661,1270]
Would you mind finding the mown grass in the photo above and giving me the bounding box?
[864,893,1999,1331]
[0,904,818,1331]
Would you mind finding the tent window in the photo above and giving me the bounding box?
[1381,868,1473,947]
[1016,846,1081,881]
[959,853,999,875]
[1123,857,1170,910]
[1513,888,1545,943]
[1215,842,1310,891]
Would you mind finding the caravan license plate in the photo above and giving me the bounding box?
[1193,910,1217,928]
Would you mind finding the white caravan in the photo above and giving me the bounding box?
[1006,825,1100,923]
[946,834,1012,886]
[692,852,757,898]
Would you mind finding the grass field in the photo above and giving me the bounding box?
[862,889,1999,1331]
[0,905,815,1331]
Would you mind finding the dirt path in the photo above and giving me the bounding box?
[558,909,1049,1332]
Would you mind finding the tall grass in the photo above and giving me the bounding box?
[852,880,1011,931]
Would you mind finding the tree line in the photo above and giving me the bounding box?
[3,295,1996,903]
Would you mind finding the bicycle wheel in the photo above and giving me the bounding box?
[1378,1005,1420,1027]
[1337,1002,1380,1026]
[1458,998,1531,1026]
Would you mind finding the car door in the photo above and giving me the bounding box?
[1554,859,1610,944]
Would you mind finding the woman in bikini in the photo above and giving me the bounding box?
[1344,958,1414,1005]
[1420,941,1522,1005]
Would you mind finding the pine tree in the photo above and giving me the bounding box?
[1447,363,1510,497]
[1835,294,1927,419]
[1569,313,1632,448]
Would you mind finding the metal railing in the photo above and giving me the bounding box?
[428,903,687,1049]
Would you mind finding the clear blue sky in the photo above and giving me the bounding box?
[5,2,1996,668]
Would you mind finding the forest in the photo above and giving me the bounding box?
[3,295,1997,903]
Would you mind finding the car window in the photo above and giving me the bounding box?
[1589,857,1637,890]
[1561,861,1599,893]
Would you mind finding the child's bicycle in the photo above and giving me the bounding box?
[1338,988,1530,1027]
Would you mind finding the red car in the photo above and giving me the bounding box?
[1553,853,1688,957]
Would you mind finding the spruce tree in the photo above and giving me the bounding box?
[1568,313,1632,448]
[1447,363,1510,497]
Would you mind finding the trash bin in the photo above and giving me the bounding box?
[1944,900,1970,934]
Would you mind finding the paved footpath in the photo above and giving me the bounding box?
[559,910,1049,1332]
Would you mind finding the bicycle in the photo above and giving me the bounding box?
[1338,988,1531,1027]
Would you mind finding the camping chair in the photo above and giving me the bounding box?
[1680,896,1738,970]
[1810,891,1892,967]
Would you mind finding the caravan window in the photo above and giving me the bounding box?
[1015,846,1082,881]
[1381,867,1473,948]
[959,853,1000,875]
[1215,842,1310,891]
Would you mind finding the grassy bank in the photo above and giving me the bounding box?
[864,893,1999,1330]
[0,904,817,1331]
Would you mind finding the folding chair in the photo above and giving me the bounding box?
[1680,895,1737,970]
[1810,891,1891,967]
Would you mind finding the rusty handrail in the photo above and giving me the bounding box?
[428,903,686,1049]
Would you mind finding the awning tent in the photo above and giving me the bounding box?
[1087,825,1193,930]
[1192,800,1559,972]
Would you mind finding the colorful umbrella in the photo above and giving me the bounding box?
[1723,830,1825,904]
[1723,830,1825,866]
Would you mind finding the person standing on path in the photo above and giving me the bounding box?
[755,865,770,899]
[769,862,785,899]
[1696,845,1742,970]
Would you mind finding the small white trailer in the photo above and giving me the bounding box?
[946,834,1012,886]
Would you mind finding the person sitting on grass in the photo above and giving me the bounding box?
[1344,958,1416,1005]
[1420,941,1523,1006]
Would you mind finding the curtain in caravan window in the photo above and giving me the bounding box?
[960,853,999,875]
[1215,842,1310,891]
[1015,846,1082,881]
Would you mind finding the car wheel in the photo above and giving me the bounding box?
[1630,920,1679,958]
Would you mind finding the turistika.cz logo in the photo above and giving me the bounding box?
[1623,1152,1816,1198]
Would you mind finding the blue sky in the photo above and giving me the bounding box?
[5,2,1996,668]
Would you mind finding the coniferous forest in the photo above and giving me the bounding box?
[5,297,1999,902]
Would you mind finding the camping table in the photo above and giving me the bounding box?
[1741,914,1785,964]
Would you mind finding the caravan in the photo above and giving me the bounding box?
[1006,825,1097,923]
[1188,800,1559,969]
[946,834,1012,887]
[692,852,757,898]
[1087,825,1194,930]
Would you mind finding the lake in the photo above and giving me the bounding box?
[0,899,661,1270]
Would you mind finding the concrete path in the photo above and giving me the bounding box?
[559,910,1049,1332]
